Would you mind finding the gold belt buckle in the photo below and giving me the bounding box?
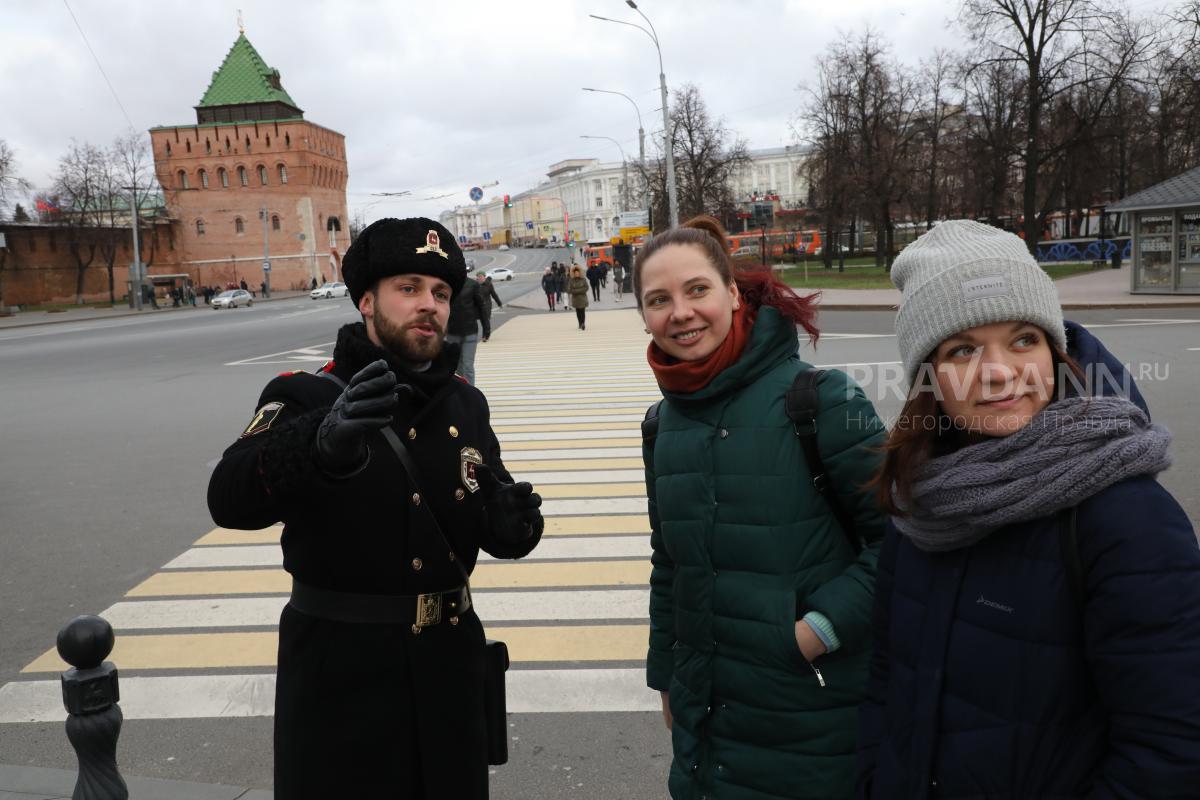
[415,592,443,628]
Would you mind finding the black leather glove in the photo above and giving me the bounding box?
[475,464,543,543]
[314,359,408,475]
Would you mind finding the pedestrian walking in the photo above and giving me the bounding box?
[445,266,490,385]
[857,220,1200,798]
[311,276,318,291]
[541,267,557,311]
[555,264,567,309]
[207,217,544,800]
[567,266,589,330]
[599,262,608,289]
[478,272,503,314]
[637,215,887,799]
[612,261,624,301]
[586,264,602,302]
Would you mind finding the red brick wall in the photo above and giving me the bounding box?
[150,119,351,291]
[0,224,181,306]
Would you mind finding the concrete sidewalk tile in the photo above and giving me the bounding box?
[0,764,264,800]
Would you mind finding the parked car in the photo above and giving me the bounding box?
[212,289,253,309]
[497,244,510,251]
[486,267,514,281]
[310,281,349,300]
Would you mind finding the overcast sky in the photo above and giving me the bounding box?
[3,0,970,221]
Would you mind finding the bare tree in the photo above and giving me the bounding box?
[112,131,163,301]
[799,53,854,268]
[915,50,963,229]
[638,84,749,232]
[52,140,120,304]
[959,0,1156,251]
[0,140,33,308]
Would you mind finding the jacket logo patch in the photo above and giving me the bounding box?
[961,275,1010,302]
[241,402,285,437]
[415,229,449,260]
[976,594,1014,614]
[460,447,483,493]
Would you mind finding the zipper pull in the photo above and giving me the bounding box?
[809,662,826,687]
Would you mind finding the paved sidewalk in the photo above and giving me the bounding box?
[508,265,1200,310]
[0,763,271,800]
[0,291,311,330]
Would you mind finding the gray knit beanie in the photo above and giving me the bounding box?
[893,220,1065,387]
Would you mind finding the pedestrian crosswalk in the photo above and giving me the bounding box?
[0,309,663,723]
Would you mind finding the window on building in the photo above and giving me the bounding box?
[199,169,209,189]
[272,215,281,231]
[258,165,268,185]
[165,142,171,156]
[327,216,341,249]
[235,217,245,235]
[595,218,603,232]
[596,197,603,208]
[219,167,228,188]
[238,166,248,186]
[278,164,288,184]
[285,133,291,147]
[186,141,191,153]
[196,219,206,236]
[178,170,189,189]
[205,139,212,155]
[245,136,251,151]
[266,135,271,147]
[225,137,231,151]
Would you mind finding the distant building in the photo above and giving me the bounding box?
[439,146,813,246]
[149,31,350,289]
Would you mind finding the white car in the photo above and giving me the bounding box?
[310,281,349,300]
[497,244,510,251]
[212,289,253,309]
[486,267,514,281]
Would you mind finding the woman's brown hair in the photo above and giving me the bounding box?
[633,214,820,341]
[871,342,1087,516]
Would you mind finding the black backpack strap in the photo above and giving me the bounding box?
[1059,506,1085,606]
[642,400,664,446]
[786,369,862,554]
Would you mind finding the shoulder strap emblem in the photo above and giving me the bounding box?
[241,401,285,437]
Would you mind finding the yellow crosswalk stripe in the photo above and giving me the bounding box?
[547,515,649,535]
[126,560,650,597]
[21,624,648,674]
[494,421,639,434]
[502,438,642,451]
[538,482,644,498]
[505,457,643,471]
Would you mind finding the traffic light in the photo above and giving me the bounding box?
[503,194,512,208]
[566,234,574,248]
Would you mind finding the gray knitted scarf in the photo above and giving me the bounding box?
[894,396,1172,552]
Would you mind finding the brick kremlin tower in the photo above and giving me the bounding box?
[150,28,350,290]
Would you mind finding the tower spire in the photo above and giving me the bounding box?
[237,9,244,34]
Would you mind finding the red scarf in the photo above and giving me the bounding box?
[647,305,755,394]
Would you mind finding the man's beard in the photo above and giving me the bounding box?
[374,310,444,365]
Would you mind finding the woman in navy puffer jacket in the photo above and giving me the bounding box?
[858,221,1200,799]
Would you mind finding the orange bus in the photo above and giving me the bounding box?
[727,229,823,259]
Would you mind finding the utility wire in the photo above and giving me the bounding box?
[62,0,135,130]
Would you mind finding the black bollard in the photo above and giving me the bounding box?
[58,615,128,800]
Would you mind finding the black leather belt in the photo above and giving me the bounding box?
[289,579,471,632]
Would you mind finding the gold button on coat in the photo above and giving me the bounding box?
[449,426,459,438]
[407,428,417,440]
[411,492,421,505]
[411,557,423,571]
[455,488,465,500]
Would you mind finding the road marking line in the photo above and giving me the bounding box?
[506,457,643,470]
[506,469,645,484]
[501,430,650,443]
[538,482,645,498]
[127,559,649,597]
[0,669,657,722]
[494,421,640,434]
[93,589,650,630]
[492,414,646,426]
[501,437,643,450]
[167,536,650,570]
[22,624,648,674]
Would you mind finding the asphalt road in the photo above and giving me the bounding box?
[0,270,1196,797]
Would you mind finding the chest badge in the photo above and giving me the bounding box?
[460,447,483,493]
[240,401,284,437]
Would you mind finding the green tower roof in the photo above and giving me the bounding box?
[197,33,300,111]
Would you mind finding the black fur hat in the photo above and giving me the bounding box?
[342,217,466,305]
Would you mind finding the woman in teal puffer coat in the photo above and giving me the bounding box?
[637,215,887,799]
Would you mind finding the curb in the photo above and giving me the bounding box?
[0,295,309,331]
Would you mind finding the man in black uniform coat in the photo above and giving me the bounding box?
[207,217,543,799]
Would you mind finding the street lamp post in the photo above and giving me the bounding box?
[582,87,645,174]
[581,135,630,213]
[590,1,678,228]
